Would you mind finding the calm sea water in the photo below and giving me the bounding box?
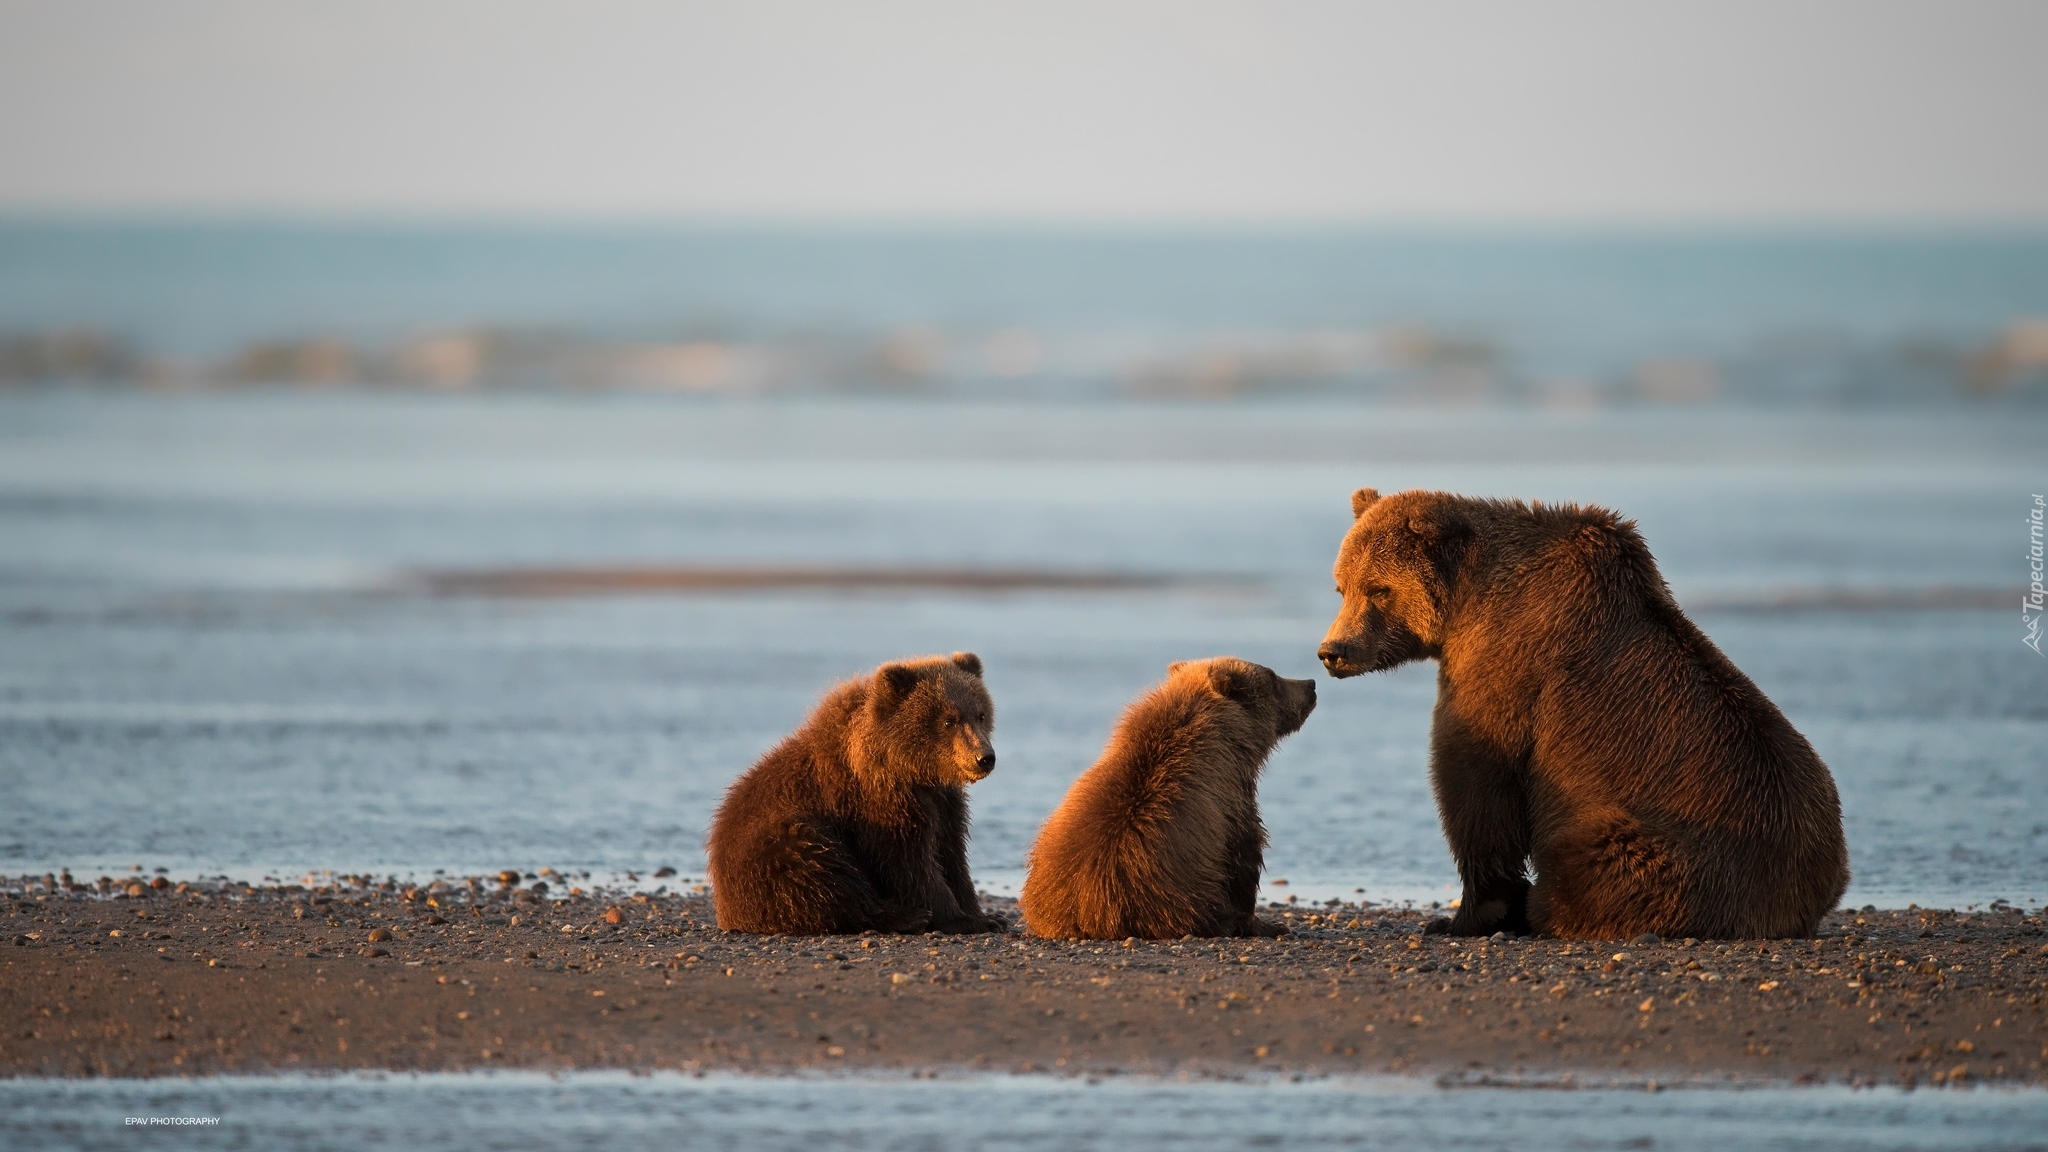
[1,393,2041,908]
[4,223,2048,401]
[1,1072,2044,1152]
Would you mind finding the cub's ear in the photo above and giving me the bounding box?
[873,663,924,706]
[1165,660,1189,675]
[1350,488,1382,519]
[949,651,983,678]
[1204,661,1262,704]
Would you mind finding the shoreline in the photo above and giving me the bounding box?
[4,881,2043,1086]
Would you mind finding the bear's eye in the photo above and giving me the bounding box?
[1366,585,1391,600]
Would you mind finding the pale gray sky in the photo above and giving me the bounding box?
[2,0,2044,222]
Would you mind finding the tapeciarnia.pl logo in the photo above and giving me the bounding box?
[2026,494,2045,655]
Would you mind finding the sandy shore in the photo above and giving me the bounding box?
[4,876,2044,1086]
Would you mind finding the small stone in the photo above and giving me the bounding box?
[1122,937,1138,949]
[1637,998,1655,1013]
[149,876,169,890]
[1489,931,1508,942]
[603,907,624,925]
[367,928,392,942]
[124,883,148,898]
[890,973,911,984]
[497,870,521,886]
[654,867,677,878]
[590,989,605,997]
[365,947,389,958]
[1610,952,1632,963]
[1632,933,1661,946]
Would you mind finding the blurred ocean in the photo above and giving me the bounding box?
[0,391,2041,908]
[3,222,2047,403]
[4,1071,2047,1152]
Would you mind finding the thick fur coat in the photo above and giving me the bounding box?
[1019,657,1317,940]
[707,652,1007,935]
[1319,488,1849,940]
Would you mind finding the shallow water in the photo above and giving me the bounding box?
[1,1072,2044,1152]
[0,394,2043,908]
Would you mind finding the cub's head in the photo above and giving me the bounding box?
[1166,656,1317,744]
[860,651,996,787]
[1319,487,1470,678]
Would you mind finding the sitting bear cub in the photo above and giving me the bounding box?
[707,652,1008,936]
[1019,657,1316,940]
[1318,488,1849,940]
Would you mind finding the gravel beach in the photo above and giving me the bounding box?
[5,874,2044,1087]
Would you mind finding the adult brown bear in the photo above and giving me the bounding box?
[707,652,1008,936]
[1318,488,1848,940]
[1019,657,1316,940]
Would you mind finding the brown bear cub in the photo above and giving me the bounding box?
[1319,488,1849,941]
[1018,657,1316,940]
[707,652,1008,936]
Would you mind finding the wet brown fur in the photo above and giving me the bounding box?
[1319,488,1849,941]
[707,653,1007,936]
[1019,657,1317,940]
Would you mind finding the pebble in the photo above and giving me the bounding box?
[1632,933,1661,946]
[497,871,521,886]
[366,928,392,942]
[603,907,624,925]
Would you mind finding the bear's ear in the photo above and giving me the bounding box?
[949,651,983,678]
[1205,661,1262,705]
[873,663,924,707]
[1350,488,1382,519]
[1165,660,1189,676]
[1404,502,1473,586]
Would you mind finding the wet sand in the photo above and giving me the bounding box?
[409,566,1191,596]
[4,878,2044,1086]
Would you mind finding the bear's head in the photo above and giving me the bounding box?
[1319,487,1471,678]
[855,651,997,788]
[1165,656,1317,745]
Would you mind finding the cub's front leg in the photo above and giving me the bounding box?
[1224,821,1287,938]
[928,786,1010,934]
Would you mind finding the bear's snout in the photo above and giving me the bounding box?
[976,750,997,774]
[1277,675,1317,735]
[1317,641,1364,678]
